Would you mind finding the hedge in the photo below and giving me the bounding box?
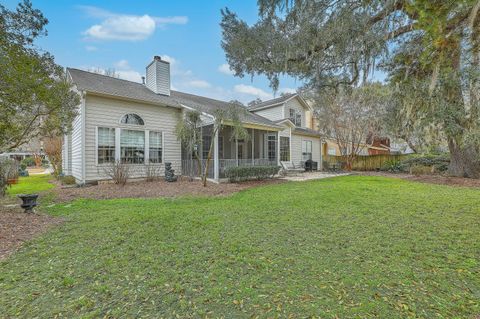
[224,165,280,182]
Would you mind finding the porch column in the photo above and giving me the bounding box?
[277,131,281,166]
[235,137,239,166]
[213,124,219,181]
[251,128,255,165]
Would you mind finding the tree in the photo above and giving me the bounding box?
[247,98,263,108]
[221,0,480,177]
[316,83,388,169]
[43,136,62,177]
[0,0,80,151]
[176,106,249,187]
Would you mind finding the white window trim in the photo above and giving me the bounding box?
[147,130,164,165]
[119,128,146,166]
[118,113,146,127]
[96,127,165,166]
[95,126,116,166]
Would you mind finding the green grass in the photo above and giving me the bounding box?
[7,174,54,196]
[0,176,479,318]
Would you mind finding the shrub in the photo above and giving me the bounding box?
[401,154,450,174]
[410,164,434,176]
[145,164,161,182]
[61,175,76,185]
[381,160,403,173]
[21,157,36,167]
[0,159,19,196]
[103,161,130,185]
[225,165,280,182]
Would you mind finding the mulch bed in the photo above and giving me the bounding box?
[0,202,63,261]
[358,171,480,188]
[52,177,286,202]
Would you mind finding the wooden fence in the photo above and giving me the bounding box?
[323,154,408,171]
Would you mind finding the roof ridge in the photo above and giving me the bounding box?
[67,68,145,86]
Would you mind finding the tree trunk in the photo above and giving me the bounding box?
[447,138,480,178]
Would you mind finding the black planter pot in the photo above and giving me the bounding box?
[17,194,39,213]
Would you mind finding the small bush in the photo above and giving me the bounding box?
[61,175,76,185]
[401,154,450,173]
[225,166,280,182]
[410,165,434,176]
[381,160,403,173]
[0,159,19,196]
[103,161,130,185]
[145,164,161,182]
[21,157,36,167]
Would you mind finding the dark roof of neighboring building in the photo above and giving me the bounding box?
[67,68,281,129]
[247,93,297,111]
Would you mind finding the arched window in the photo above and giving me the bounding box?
[121,113,144,125]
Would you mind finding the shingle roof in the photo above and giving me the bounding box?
[67,68,281,129]
[247,93,296,111]
[292,127,322,137]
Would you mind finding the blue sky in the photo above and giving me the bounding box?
[5,0,303,103]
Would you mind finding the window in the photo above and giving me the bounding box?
[149,131,162,163]
[280,136,290,161]
[302,140,312,161]
[121,129,145,164]
[202,135,211,159]
[289,109,302,126]
[97,127,115,164]
[266,134,277,161]
[328,146,337,156]
[120,113,144,125]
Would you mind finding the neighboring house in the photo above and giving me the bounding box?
[63,56,321,185]
[0,138,45,162]
[248,94,322,168]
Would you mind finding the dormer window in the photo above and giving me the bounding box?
[289,109,302,126]
[121,113,144,125]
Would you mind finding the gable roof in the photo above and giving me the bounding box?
[67,68,281,130]
[247,93,296,111]
[247,92,313,112]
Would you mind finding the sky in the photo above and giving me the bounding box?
[4,0,303,104]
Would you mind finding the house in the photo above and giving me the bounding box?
[247,94,322,168]
[62,56,322,185]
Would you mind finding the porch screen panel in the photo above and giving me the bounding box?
[302,140,312,161]
[267,135,277,161]
[121,129,145,164]
[97,127,115,164]
[149,131,162,163]
[280,137,290,161]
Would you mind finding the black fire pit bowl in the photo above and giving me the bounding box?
[17,194,39,213]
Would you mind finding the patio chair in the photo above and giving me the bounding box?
[280,161,305,176]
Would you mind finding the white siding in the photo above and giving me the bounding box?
[71,106,83,181]
[291,133,321,168]
[146,59,170,96]
[285,98,310,128]
[84,95,182,182]
[253,105,284,122]
[62,133,73,175]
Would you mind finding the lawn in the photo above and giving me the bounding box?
[0,176,479,318]
[7,174,54,196]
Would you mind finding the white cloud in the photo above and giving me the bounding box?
[187,80,211,88]
[279,87,297,94]
[218,63,234,75]
[234,84,273,100]
[114,59,130,69]
[85,45,98,51]
[80,6,188,41]
[117,70,143,82]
